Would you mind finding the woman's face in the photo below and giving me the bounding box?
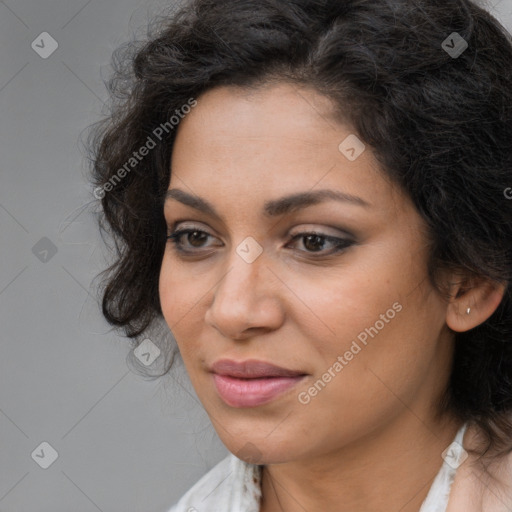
[159,82,455,464]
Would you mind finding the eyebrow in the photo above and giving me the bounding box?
[164,188,371,222]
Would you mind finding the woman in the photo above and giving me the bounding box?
[89,0,512,510]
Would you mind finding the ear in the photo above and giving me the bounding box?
[445,273,507,333]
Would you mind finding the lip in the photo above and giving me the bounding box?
[211,359,306,378]
[210,359,307,407]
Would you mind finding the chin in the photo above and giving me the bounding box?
[232,442,295,465]
[215,426,303,465]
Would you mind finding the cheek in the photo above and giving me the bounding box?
[158,256,177,324]
[304,289,442,425]
[292,248,438,402]
[158,255,204,353]
[290,252,414,357]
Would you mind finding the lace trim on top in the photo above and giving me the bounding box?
[418,423,468,512]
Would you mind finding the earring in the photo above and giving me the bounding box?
[466,307,471,315]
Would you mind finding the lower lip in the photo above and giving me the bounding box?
[212,374,306,407]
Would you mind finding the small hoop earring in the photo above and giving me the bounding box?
[466,307,471,315]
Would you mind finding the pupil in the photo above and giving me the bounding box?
[189,231,206,247]
[305,235,324,251]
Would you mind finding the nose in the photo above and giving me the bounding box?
[204,248,285,340]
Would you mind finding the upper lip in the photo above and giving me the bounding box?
[210,359,306,378]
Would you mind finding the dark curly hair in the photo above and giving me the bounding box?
[88,0,512,459]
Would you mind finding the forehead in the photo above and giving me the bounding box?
[168,82,406,220]
[175,82,341,148]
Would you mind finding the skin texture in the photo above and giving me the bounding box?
[159,83,505,512]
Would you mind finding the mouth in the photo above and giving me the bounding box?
[210,359,308,408]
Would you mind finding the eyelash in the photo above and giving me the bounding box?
[166,228,354,257]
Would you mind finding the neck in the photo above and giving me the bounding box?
[259,412,463,512]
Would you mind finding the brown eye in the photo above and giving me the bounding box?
[167,228,221,254]
[287,232,354,256]
[302,234,327,252]
[187,231,208,247]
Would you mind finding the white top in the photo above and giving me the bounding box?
[169,423,468,512]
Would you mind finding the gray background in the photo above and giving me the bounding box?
[1,1,511,511]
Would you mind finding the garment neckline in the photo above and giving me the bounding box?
[418,422,468,512]
[240,422,469,512]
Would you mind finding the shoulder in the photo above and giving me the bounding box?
[167,453,262,512]
[447,424,512,512]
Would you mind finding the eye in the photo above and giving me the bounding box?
[166,228,219,252]
[166,227,354,257]
[287,232,354,255]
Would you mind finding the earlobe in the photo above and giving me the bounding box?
[446,276,507,333]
